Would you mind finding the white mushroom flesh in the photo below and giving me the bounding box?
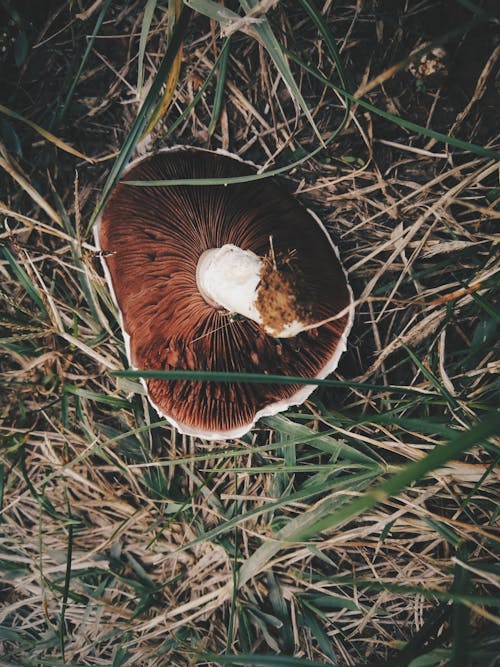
[196,243,308,338]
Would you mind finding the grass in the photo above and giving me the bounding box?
[1,0,499,666]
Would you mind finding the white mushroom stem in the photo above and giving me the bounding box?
[196,243,309,338]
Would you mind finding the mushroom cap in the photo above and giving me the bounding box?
[96,147,354,439]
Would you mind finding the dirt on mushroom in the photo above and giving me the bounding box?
[256,248,316,336]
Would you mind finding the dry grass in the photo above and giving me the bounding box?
[1,1,499,666]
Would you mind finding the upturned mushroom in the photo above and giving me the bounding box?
[96,147,354,439]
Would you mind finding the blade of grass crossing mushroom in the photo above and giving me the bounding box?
[236,411,500,588]
[86,4,191,234]
[137,0,158,97]
[239,0,326,147]
[141,0,184,138]
[112,368,441,398]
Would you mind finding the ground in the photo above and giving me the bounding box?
[0,1,499,666]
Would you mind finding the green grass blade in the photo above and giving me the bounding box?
[0,463,4,519]
[456,0,500,20]
[450,552,471,667]
[137,0,158,96]
[319,577,500,609]
[298,0,351,95]
[59,495,74,660]
[165,36,232,139]
[239,0,325,147]
[175,468,379,554]
[402,343,460,413]
[124,121,345,184]
[63,385,131,409]
[0,245,49,318]
[236,411,499,587]
[86,4,191,234]
[184,0,242,23]
[112,368,440,398]
[208,36,232,137]
[263,415,376,464]
[299,600,338,662]
[394,604,451,667]
[55,0,113,127]
[52,191,108,332]
[285,49,500,162]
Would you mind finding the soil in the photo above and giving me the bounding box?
[255,249,315,335]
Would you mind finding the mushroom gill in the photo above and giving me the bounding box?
[96,148,353,439]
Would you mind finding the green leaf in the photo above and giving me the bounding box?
[305,593,360,612]
[208,36,232,136]
[471,316,497,350]
[267,573,294,652]
[63,385,131,408]
[450,548,472,667]
[408,649,452,667]
[184,0,242,23]
[425,518,461,548]
[486,186,500,203]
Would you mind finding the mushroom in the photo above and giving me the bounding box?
[95,147,354,439]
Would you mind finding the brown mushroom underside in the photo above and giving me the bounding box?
[98,149,351,436]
